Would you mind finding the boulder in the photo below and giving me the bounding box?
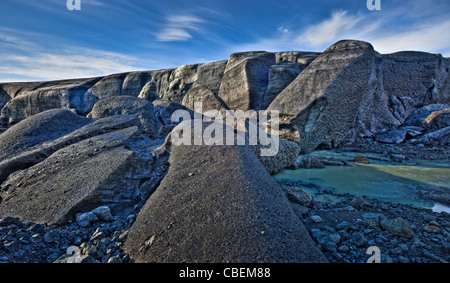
[403,104,450,128]
[87,96,162,137]
[0,115,140,183]
[411,126,450,146]
[124,142,326,263]
[354,154,370,164]
[0,109,91,161]
[0,125,158,225]
[267,40,377,153]
[282,186,314,207]
[218,51,276,111]
[252,138,300,175]
[380,217,415,239]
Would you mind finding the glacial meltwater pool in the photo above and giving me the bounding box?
[273,151,450,213]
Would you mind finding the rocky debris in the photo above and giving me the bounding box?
[279,181,450,263]
[87,95,162,137]
[124,139,326,263]
[416,185,450,207]
[0,213,133,263]
[218,51,276,111]
[76,206,114,228]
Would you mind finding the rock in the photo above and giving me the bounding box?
[0,114,140,184]
[0,125,157,226]
[218,51,276,111]
[124,132,326,263]
[0,217,22,227]
[310,215,323,223]
[380,217,415,239]
[403,104,450,128]
[152,99,192,127]
[79,255,96,263]
[425,108,450,130]
[282,186,314,207]
[291,155,325,169]
[254,138,301,175]
[164,64,200,103]
[310,228,341,253]
[43,231,60,244]
[4,241,21,253]
[350,197,372,210]
[267,40,377,152]
[362,213,384,228]
[354,154,370,164]
[337,221,351,231]
[412,126,450,146]
[91,206,113,222]
[87,96,162,137]
[275,51,321,65]
[380,52,450,109]
[0,109,90,161]
[423,225,441,234]
[76,212,99,228]
[351,232,367,247]
[107,255,123,263]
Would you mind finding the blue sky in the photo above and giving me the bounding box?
[1,0,450,82]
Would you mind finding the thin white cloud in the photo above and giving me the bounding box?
[155,15,205,42]
[297,10,364,47]
[230,9,450,57]
[369,20,450,54]
[0,29,150,82]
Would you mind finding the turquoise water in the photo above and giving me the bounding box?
[274,151,450,213]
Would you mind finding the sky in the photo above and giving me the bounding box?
[0,0,449,82]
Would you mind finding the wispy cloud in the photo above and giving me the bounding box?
[0,28,150,82]
[297,11,365,47]
[230,8,450,56]
[155,15,205,42]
